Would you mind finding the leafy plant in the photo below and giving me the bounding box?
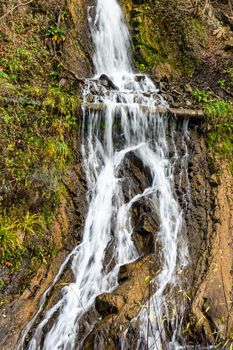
[218,79,226,90]
[20,212,44,237]
[45,26,66,44]
[0,216,20,253]
[0,71,9,79]
[204,99,233,118]
[191,89,212,103]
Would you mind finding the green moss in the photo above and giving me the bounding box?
[44,86,80,116]
[0,77,17,97]
[182,57,198,78]
[130,11,175,72]
[122,0,206,77]
[190,19,208,48]
[128,7,161,71]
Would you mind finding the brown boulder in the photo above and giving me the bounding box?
[83,255,159,349]
[95,293,125,316]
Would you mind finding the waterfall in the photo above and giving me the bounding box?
[18,1,194,349]
[90,0,132,78]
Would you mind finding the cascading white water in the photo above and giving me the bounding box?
[90,0,132,78]
[18,1,195,349]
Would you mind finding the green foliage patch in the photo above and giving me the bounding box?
[192,89,233,158]
[0,7,81,273]
[0,83,79,268]
[122,0,206,76]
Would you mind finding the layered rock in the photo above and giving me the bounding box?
[83,255,159,349]
[193,163,233,341]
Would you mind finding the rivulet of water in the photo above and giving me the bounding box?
[18,1,207,349]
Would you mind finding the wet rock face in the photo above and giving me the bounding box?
[172,123,214,282]
[99,74,120,90]
[119,152,159,255]
[81,117,215,347]
[117,118,213,271]
[83,255,159,349]
[96,293,125,316]
[119,119,213,278]
[131,199,159,255]
[185,133,213,275]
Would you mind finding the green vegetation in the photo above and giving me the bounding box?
[45,26,66,52]
[192,89,233,158]
[0,212,44,268]
[0,1,81,275]
[0,84,79,269]
[122,0,206,75]
[218,68,233,93]
[190,19,208,48]
[46,26,66,42]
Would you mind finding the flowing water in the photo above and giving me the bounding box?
[18,0,203,349]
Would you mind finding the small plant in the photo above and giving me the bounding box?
[0,71,9,79]
[192,88,233,118]
[0,210,45,268]
[45,26,66,48]
[16,47,32,60]
[56,140,70,159]
[0,278,5,290]
[46,26,65,40]
[20,212,44,237]
[0,216,20,253]
[218,79,226,90]
[191,89,212,103]
[138,63,147,72]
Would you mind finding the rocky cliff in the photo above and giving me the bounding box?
[0,0,232,349]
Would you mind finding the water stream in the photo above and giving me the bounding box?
[18,0,197,349]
